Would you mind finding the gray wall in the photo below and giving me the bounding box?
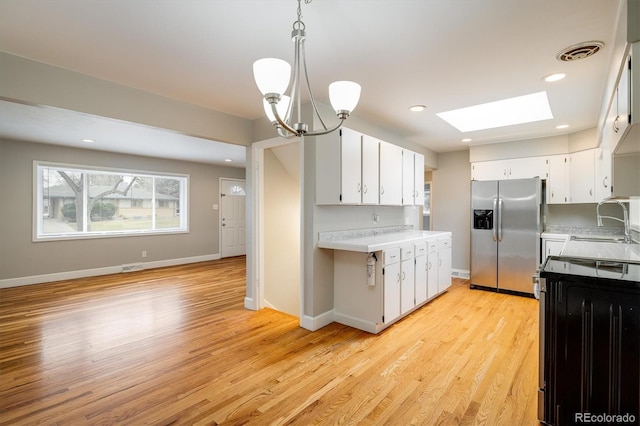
[432,150,471,273]
[0,138,245,282]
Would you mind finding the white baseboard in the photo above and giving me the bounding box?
[300,309,335,331]
[0,253,221,289]
[244,297,258,311]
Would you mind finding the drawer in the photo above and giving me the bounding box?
[401,245,414,260]
[438,238,451,250]
[383,248,400,265]
[414,242,427,256]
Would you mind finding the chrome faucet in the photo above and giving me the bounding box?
[596,200,631,243]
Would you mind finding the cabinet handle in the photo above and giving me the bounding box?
[603,176,608,188]
[396,273,400,283]
[357,182,361,193]
[589,189,592,196]
[402,271,406,281]
[363,184,367,194]
[551,191,554,198]
[428,261,432,270]
[613,115,620,133]
[380,186,385,195]
[438,259,442,267]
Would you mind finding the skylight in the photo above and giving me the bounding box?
[436,91,553,132]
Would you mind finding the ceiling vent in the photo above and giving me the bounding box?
[556,41,604,62]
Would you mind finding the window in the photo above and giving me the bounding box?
[35,162,188,240]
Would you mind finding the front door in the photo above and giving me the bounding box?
[220,178,246,258]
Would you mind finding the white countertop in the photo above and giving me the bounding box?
[560,240,640,263]
[318,230,451,252]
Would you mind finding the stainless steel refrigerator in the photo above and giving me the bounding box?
[471,178,541,295]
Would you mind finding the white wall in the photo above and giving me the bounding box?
[263,146,300,317]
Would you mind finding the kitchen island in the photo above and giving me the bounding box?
[319,228,452,333]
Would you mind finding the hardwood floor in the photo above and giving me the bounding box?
[0,256,540,425]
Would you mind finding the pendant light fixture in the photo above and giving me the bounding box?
[253,0,361,138]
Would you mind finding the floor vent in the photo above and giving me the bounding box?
[452,270,470,279]
[122,263,144,273]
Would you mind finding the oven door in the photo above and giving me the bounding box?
[537,275,547,423]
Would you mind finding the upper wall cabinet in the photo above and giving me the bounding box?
[379,141,403,205]
[471,157,548,181]
[316,128,420,206]
[316,127,361,205]
[401,150,425,206]
[546,155,570,204]
[568,150,595,203]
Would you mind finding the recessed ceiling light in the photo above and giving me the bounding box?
[224,158,233,162]
[461,138,472,143]
[543,73,566,82]
[556,124,570,129]
[436,91,553,132]
[82,138,94,143]
[409,105,426,112]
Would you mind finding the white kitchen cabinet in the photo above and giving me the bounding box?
[546,155,570,204]
[471,157,547,181]
[569,150,595,203]
[330,232,452,334]
[383,249,401,324]
[361,134,380,204]
[414,242,427,305]
[594,147,612,201]
[414,153,425,206]
[400,245,415,315]
[316,128,380,205]
[379,141,403,205]
[437,237,452,293]
[402,149,414,206]
[402,150,426,206]
[427,240,439,299]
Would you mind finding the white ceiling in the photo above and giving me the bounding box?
[0,0,623,165]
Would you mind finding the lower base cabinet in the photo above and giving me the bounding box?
[333,236,452,334]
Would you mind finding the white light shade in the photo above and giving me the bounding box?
[263,96,290,123]
[329,81,361,113]
[253,58,291,96]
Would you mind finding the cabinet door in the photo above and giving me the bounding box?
[340,128,362,204]
[402,150,415,205]
[508,157,548,180]
[437,240,452,293]
[415,254,427,305]
[569,150,595,203]
[383,261,401,324]
[379,142,403,205]
[400,258,415,314]
[427,249,438,299]
[547,155,569,204]
[414,153,425,206]
[594,147,612,201]
[471,160,508,181]
[361,135,380,204]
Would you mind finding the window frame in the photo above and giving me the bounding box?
[33,161,189,242]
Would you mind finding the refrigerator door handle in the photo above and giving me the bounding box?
[497,198,503,242]
[492,198,498,241]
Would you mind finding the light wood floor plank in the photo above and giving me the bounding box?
[0,256,540,425]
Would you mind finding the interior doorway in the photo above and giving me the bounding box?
[220,178,246,258]
[252,138,301,318]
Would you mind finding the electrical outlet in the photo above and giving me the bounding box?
[373,214,379,224]
[141,250,147,258]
